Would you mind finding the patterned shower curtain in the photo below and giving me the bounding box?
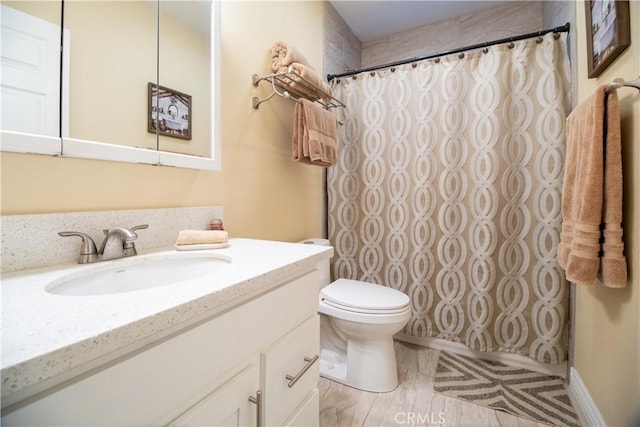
[327,32,571,364]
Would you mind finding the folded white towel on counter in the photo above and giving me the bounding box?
[175,230,228,246]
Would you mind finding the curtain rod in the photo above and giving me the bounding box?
[327,22,570,82]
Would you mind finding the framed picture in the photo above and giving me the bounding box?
[585,0,630,78]
[148,83,192,140]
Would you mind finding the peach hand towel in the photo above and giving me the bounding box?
[557,85,626,287]
[292,99,337,167]
[176,230,228,245]
[270,41,307,72]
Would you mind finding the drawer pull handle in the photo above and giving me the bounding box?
[248,389,263,427]
[285,355,319,388]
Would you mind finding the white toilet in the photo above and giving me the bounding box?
[300,239,411,393]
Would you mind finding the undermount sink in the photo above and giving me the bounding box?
[45,253,232,296]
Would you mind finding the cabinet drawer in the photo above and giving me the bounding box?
[262,315,319,426]
[285,388,319,427]
[168,362,259,427]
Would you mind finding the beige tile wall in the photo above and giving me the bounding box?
[323,2,361,80]
[323,2,576,82]
[360,1,543,68]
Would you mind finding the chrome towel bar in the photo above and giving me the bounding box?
[606,76,640,93]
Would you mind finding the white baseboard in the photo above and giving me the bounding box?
[396,334,567,378]
[568,367,607,427]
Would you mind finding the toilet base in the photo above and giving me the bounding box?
[319,336,400,393]
[319,348,347,381]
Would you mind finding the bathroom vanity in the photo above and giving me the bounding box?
[1,239,332,426]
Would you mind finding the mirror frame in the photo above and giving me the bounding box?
[0,1,221,171]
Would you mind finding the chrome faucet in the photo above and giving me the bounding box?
[59,225,148,264]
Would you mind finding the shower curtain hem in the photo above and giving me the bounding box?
[395,333,567,378]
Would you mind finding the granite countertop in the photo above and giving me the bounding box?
[1,238,332,407]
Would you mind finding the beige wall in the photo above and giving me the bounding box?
[573,1,640,425]
[3,1,60,25]
[0,1,325,243]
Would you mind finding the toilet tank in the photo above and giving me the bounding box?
[299,238,331,289]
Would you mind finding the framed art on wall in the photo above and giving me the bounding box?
[148,83,192,140]
[585,0,630,78]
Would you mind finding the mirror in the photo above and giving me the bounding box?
[63,0,157,151]
[157,1,211,158]
[0,0,220,170]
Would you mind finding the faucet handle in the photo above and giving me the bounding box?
[122,225,148,257]
[58,231,99,264]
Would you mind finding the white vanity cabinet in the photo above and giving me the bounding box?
[2,271,320,427]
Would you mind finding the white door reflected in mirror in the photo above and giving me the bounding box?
[1,4,67,138]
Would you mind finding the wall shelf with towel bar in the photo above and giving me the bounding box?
[606,76,640,93]
[252,67,345,110]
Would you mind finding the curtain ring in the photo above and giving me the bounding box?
[553,32,561,40]
[412,63,417,68]
[536,36,543,44]
[352,75,357,80]
[508,42,515,49]
[390,67,396,72]
[434,58,440,63]
[482,47,489,54]
[458,53,465,59]
[370,71,375,77]
[336,79,341,84]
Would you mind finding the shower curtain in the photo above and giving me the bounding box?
[327,32,571,364]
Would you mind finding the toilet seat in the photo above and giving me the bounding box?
[321,299,409,315]
[320,279,410,315]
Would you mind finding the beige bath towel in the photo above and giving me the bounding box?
[270,41,307,73]
[557,85,627,287]
[279,63,333,103]
[176,230,229,246]
[293,99,337,167]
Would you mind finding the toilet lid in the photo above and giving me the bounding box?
[320,279,410,313]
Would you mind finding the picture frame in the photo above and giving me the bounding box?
[148,83,192,140]
[585,0,630,78]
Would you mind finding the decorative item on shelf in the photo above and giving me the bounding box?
[209,219,224,230]
[585,0,630,78]
[148,83,192,140]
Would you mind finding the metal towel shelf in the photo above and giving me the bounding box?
[252,67,345,110]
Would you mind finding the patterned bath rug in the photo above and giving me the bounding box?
[433,352,580,427]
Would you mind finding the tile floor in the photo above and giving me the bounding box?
[318,341,552,427]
